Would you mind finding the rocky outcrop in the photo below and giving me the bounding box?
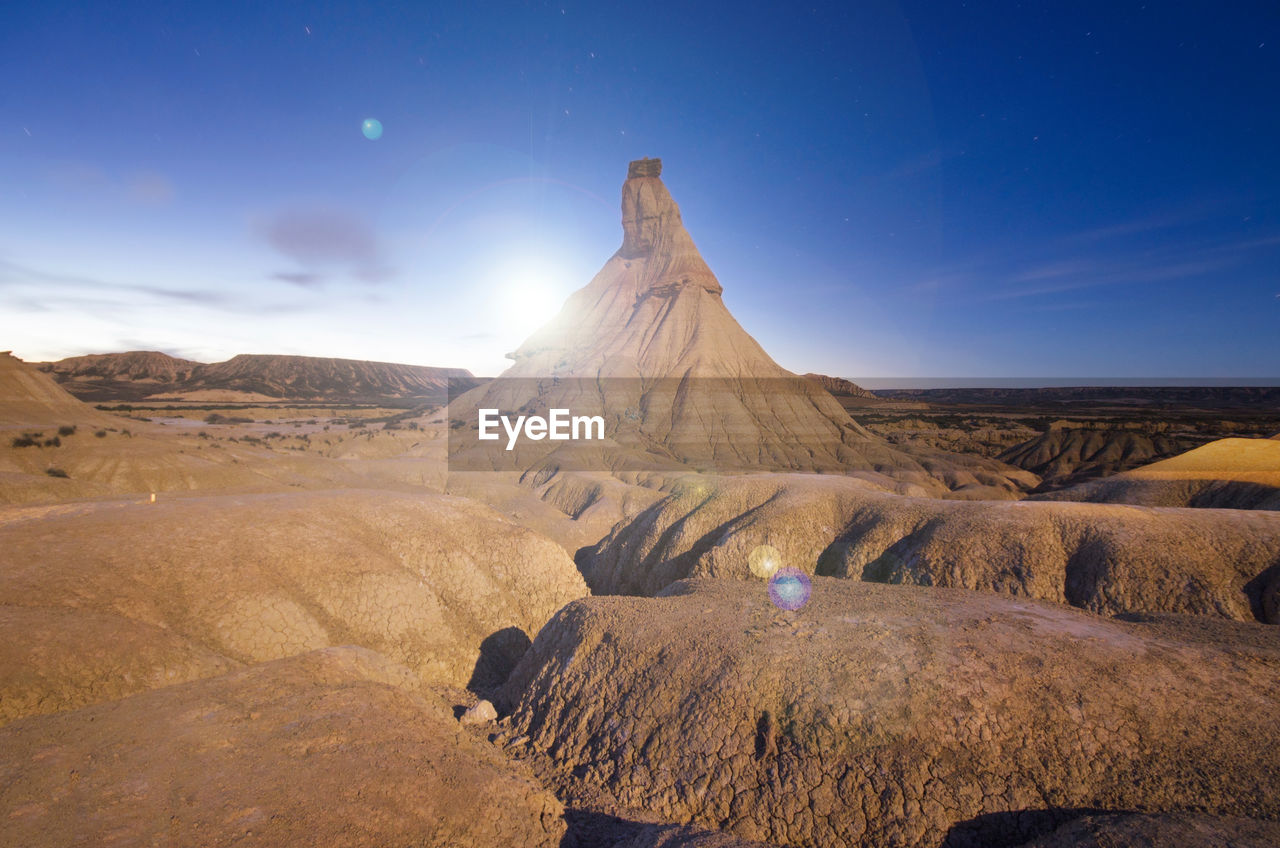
[499,579,1280,848]
[0,489,587,723]
[448,162,1031,496]
[0,351,115,428]
[998,426,1200,489]
[580,473,1280,621]
[0,647,566,847]
[1037,437,1280,510]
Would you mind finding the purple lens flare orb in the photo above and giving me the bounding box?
[768,567,812,611]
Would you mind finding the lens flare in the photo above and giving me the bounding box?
[361,118,383,140]
[768,568,812,611]
[748,544,783,579]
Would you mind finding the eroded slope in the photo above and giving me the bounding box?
[0,647,565,848]
[0,489,586,724]
[582,474,1280,622]
[500,579,1280,848]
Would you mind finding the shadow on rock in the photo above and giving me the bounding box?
[467,626,532,700]
[941,807,1117,848]
[561,810,777,848]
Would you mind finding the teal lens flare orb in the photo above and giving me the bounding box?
[361,118,383,140]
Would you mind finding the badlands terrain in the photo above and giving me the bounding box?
[2,160,1279,847]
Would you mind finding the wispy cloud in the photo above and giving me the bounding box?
[905,226,1279,303]
[256,207,394,284]
[983,256,1239,301]
[126,171,175,204]
[46,162,176,206]
[270,271,326,288]
[0,258,304,315]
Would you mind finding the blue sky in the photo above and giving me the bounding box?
[1,1,1277,380]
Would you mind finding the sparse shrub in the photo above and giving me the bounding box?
[58,425,76,437]
[94,430,107,438]
[45,467,69,478]
[11,435,38,448]
[197,431,211,439]
[204,412,253,425]
[43,436,61,448]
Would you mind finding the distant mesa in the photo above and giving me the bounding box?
[875,384,1280,410]
[40,350,200,384]
[39,351,476,404]
[801,373,876,400]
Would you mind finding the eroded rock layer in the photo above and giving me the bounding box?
[1036,437,1280,510]
[448,162,1030,495]
[581,473,1280,622]
[0,489,586,724]
[500,579,1280,848]
[0,647,566,848]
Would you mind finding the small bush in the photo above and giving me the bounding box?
[58,425,77,437]
[43,436,61,448]
[94,430,107,438]
[204,413,253,425]
[45,467,69,478]
[11,435,38,448]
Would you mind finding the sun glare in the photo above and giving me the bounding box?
[493,258,571,337]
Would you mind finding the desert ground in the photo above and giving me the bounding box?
[2,161,1278,847]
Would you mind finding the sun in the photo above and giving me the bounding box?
[493,258,571,337]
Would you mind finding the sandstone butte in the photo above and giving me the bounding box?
[449,159,1033,498]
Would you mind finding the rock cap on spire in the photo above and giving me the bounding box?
[627,158,662,178]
